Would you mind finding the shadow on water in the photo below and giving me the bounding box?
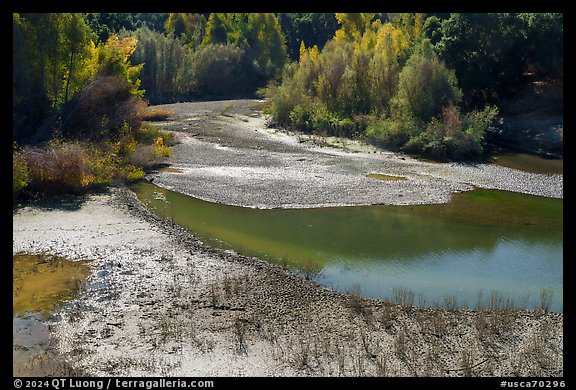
[417,148,563,174]
[131,180,563,313]
[13,253,91,376]
[489,152,563,174]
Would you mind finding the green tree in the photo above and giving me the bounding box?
[199,13,287,83]
[13,13,98,142]
[191,44,253,97]
[518,13,563,78]
[393,39,461,123]
[62,13,96,104]
[86,13,136,42]
[129,27,186,103]
[202,13,229,45]
[225,13,250,47]
[165,13,206,48]
[245,13,288,80]
[277,13,340,60]
[86,13,169,42]
[435,13,533,106]
[13,13,49,141]
[422,15,443,45]
[28,13,67,109]
[15,14,96,109]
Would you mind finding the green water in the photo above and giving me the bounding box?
[491,152,563,174]
[367,173,406,181]
[132,181,563,312]
[13,253,91,376]
[13,253,92,317]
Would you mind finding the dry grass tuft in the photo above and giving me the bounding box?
[141,107,176,122]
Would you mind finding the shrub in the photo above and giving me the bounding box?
[403,123,448,160]
[82,145,122,187]
[289,104,313,132]
[260,64,305,124]
[366,117,413,149]
[19,139,151,194]
[128,145,157,168]
[287,100,357,137]
[84,144,145,186]
[129,137,172,169]
[23,143,90,193]
[308,101,333,133]
[135,123,175,146]
[400,104,499,160]
[462,105,499,145]
[13,151,30,194]
[60,75,146,140]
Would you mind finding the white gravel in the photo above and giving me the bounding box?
[149,100,562,209]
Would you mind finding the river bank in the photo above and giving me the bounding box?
[13,186,563,376]
[146,100,561,209]
[13,99,563,376]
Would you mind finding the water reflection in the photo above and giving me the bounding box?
[132,181,563,312]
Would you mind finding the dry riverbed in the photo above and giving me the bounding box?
[146,100,561,208]
[12,99,563,377]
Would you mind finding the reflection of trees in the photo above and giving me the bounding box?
[134,181,561,266]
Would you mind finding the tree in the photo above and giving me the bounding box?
[130,27,186,103]
[62,13,96,104]
[435,13,534,106]
[191,44,253,97]
[86,13,169,42]
[422,15,443,45]
[13,13,49,141]
[202,13,229,45]
[199,13,287,83]
[277,13,340,60]
[58,32,145,140]
[335,13,375,40]
[225,13,250,47]
[164,13,206,48]
[245,13,288,80]
[15,14,96,109]
[86,13,134,42]
[13,13,98,142]
[518,13,563,78]
[13,13,149,143]
[94,34,143,96]
[393,39,462,123]
[368,26,402,114]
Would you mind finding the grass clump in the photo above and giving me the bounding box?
[141,107,175,121]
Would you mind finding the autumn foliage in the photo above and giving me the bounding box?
[13,14,171,196]
[263,13,499,161]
